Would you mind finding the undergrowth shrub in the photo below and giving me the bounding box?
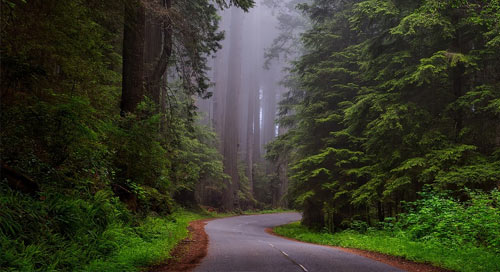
[0,184,131,271]
[395,190,500,253]
[0,183,201,271]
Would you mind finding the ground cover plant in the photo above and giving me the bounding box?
[0,183,204,272]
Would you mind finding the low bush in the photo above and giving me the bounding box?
[396,190,500,253]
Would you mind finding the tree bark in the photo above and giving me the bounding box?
[212,9,231,151]
[221,7,243,211]
[246,74,256,194]
[121,0,146,114]
[145,0,172,106]
[262,84,276,155]
[253,87,261,162]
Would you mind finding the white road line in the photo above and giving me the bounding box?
[268,244,308,272]
[298,264,309,272]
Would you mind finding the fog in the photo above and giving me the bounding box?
[196,0,295,209]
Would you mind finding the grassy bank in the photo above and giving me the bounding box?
[243,208,297,215]
[0,184,211,272]
[274,222,500,272]
[1,199,204,272]
[83,211,204,272]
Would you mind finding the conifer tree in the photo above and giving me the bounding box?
[273,0,500,230]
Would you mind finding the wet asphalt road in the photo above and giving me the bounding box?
[194,213,404,272]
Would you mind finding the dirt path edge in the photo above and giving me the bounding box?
[148,218,213,272]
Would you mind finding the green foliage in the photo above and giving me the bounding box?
[83,211,203,272]
[396,190,500,253]
[0,185,130,271]
[173,123,227,194]
[237,162,258,209]
[271,0,500,230]
[111,101,171,192]
[242,209,297,215]
[0,90,224,271]
[0,184,202,272]
[252,163,273,205]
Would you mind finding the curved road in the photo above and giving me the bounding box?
[195,213,404,272]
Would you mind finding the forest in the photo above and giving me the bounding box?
[1,0,499,271]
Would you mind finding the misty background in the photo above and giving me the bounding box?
[194,0,303,210]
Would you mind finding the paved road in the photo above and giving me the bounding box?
[195,213,404,272]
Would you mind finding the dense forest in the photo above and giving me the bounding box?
[1,0,499,271]
[269,0,500,230]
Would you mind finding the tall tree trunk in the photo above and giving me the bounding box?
[253,87,261,162]
[262,83,276,154]
[452,15,465,142]
[246,74,256,195]
[261,65,279,152]
[212,9,231,151]
[146,0,173,107]
[277,158,289,208]
[144,0,163,105]
[221,7,243,211]
[497,125,500,190]
[453,63,464,142]
[121,0,146,114]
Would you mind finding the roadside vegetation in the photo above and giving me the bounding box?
[83,211,204,272]
[0,185,203,272]
[275,190,500,272]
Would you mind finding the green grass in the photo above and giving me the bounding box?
[82,210,203,271]
[199,208,296,218]
[243,208,297,215]
[1,203,204,272]
[274,222,500,272]
[84,208,293,271]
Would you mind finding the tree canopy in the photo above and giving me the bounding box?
[270,0,500,230]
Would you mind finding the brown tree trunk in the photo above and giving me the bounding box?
[145,0,173,107]
[277,160,288,208]
[121,0,146,114]
[262,74,277,152]
[453,64,464,142]
[253,87,261,162]
[212,9,230,151]
[221,7,244,211]
[246,75,256,194]
[452,16,465,143]
[144,0,163,106]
